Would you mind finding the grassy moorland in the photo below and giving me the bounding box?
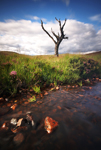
[0,51,101,97]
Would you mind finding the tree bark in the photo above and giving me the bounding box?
[55,44,59,57]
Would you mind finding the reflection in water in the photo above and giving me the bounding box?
[0,83,101,150]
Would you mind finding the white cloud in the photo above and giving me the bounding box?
[0,18,101,55]
[26,15,40,20]
[32,16,40,20]
[26,15,47,22]
[89,14,101,22]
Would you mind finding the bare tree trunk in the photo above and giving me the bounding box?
[55,43,60,57]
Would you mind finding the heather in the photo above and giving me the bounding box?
[0,51,101,97]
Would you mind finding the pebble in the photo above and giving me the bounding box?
[10,118,17,125]
[13,133,24,145]
[0,97,4,101]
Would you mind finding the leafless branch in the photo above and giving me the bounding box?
[51,28,60,40]
[41,20,56,44]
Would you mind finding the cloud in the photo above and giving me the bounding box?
[26,15,47,22]
[89,14,101,22]
[62,0,70,6]
[0,18,101,55]
[26,15,40,20]
[32,16,40,20]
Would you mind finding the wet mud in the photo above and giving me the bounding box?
[0,82,101,150]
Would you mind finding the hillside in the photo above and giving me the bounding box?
[0,51,101,97]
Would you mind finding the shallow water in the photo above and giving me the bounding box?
[0,83,101,150]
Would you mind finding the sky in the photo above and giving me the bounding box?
[0,0,101,55]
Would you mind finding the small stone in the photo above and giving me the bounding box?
[26,112,34,126]
[57,106,61,110]
[56,86,59,90]
[85,79,90,83]
[10,104,17,110]
[50,88,55,91]
[1,122,10,130]
[44,117,58,134]
[11,126,27,133]
[11,128,18,133]
[1,122,8,130]
[10,118,17,125]
[17,118,23,127]
[96,78,99,81]
[0,97,4,101]
[13,133,24,145]
[2,122,6,128]
[5,98,8,101]
[89,87,92,90]
[44,92,48,95]
[7,103,11,107]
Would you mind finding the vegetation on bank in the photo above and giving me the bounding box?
[0,51,101,97]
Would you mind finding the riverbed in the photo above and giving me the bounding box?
[0,82,101,150]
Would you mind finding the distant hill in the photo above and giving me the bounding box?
[0,50,101,57]
[86,51,101,56]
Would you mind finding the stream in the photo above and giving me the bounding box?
[0,82,101,150]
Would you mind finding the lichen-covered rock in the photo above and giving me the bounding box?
[44,117,58,134]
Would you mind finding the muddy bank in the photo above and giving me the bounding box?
[0,83,101,150]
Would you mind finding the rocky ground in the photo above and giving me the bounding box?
[0,80,101,150]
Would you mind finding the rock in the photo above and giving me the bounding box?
[0,97,4,102]
[17,118,23,127]
[10,118,17,125]
[57,106,61,110]
[44,91,48,95]
[89,87,92,90]
[1,122,9,130]
[5,98,8,101]
[11,126,27,133]
[99,79,101,82]
[44,117,58,134]
[10,104,17,110]
[56,86,59,90]
[26,112,34,126]
[96,78,99,81]
[13,133,24,146]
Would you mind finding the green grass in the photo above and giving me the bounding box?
[0,51,101,96]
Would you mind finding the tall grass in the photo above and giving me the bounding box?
[0,51,101,96]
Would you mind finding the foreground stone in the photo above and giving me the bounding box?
[44,117,58,134]
[13,133,24,146]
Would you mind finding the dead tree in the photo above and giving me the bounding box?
[41,18,68,57]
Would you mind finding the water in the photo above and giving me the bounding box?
[0,83,101,150]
